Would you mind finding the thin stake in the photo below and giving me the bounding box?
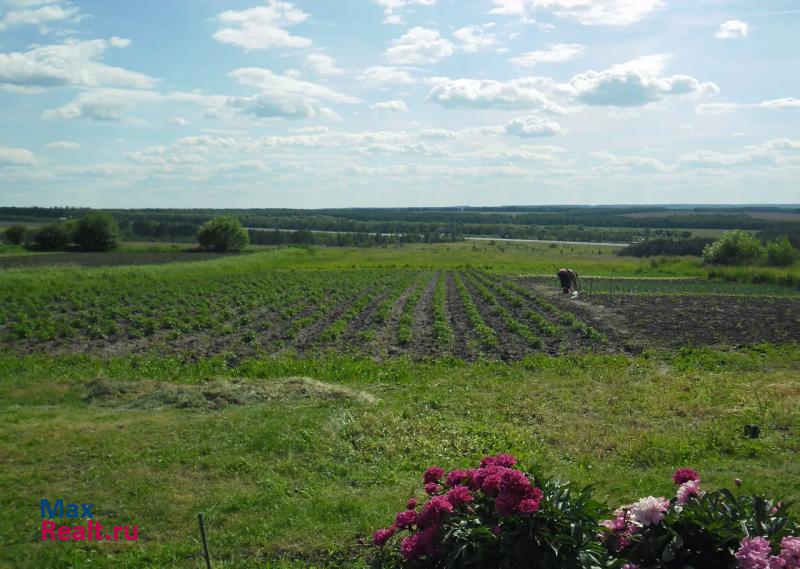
[198,513,212,569]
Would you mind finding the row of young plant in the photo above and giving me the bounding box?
[460,271,544,349]
[431,273,454,349]
[370,456,800,569]
[487,274,609,343]
[397,272,435,346]
[452,272,498,351]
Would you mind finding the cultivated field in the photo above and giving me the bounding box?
[1,243,798,568]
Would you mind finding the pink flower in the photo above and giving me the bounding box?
[491,525,502,535]
[676,479,704,504]
[400,526,438,560]
[672,468,700,485]
[372,526,396,546]
[735,536,785,569]
[417,495,454,528]
[395,510,417,529]
[630,496,670,526]
[445,468,478,489]
[445,485,473,507]
[424,466,445,484]
[406,498,418,510]
[779,537,800,569]
[424,482,441,495]
[480,454,517,468]
[518,497,541,514]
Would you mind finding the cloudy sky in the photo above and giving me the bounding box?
[0,0,799,208]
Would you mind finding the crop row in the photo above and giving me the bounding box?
[452,272,498,350]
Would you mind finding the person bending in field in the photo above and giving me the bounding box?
[557,268,578,294]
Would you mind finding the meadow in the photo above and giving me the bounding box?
[0,242,798,568]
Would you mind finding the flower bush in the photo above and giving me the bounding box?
[370,454,608,568]
[370,458,799,569]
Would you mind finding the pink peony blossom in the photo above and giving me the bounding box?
[672,468,700,485]
[406,498,418,510]
[445,485,473,507]
[424,466,445,484]
[518,497,541,514]
[631,496,670,526]
[445,468,478,489]
[372,526,396,546]
[424,482,441,495]
[395,510,417,529]
[676,479,704,504]
[735,536,786,569]
[417,495,454,528]
[400,525,439,560]
[779,537,800,569]
[480,454,517,468]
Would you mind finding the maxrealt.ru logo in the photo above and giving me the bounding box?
[40,499,139,541]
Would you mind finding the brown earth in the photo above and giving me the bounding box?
[0,251,242,269]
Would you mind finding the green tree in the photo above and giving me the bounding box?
[29,223,72,251]
[73,213,120,251]
[2,225,27,245]
[197,216,250,252]
[702,230,764,265]
[766,236,798,267]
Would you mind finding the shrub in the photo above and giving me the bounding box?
[370,454,609,569]
[73,213,120,251]
[2,225,27,245]
[372,462,800,569]
[766,237,798,267]
[197,216,250,252]
[602,469,799,569]
[703,230,764,266]
[29,223,72,251]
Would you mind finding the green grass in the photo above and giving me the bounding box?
[0,346,798,568]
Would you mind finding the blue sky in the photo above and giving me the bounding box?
[0,0,798,208]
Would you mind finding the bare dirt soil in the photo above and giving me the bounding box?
[0,251,241,269]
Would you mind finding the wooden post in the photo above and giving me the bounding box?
[198,513,212,569]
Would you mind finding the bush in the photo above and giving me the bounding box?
[197,216,249,252]
[2,225,27,245]
[371,462,800,569]
[73,213,120,252]
[703,230,764,265]
[370,454,609,568]
[28,223,72,251]
[602,469,799,569]
[766,236,798,267]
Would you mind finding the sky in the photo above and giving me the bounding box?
[0,0,798,208]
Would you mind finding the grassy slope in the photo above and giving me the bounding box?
[1,347,798,568]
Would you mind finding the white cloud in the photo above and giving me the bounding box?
[563,55,718,107]
[452,24,497,53]
[42,89,227,121]
[384,27,454,65]
[715,20,749,39]
[591,151,669,171]
[304,53,344,75]
[358,65,416,86]
[371,0,437,24]
[696,98,800,115]
[45,140,81,149]
[0,2,79,32]
[489,0,664,26]
[0,38,153,90]
[227,67,358,120]
[109,37,132,48]
[169,117,190,126]
[0,146,37,166]
[427,76,564,112]
[370,99,408,113]
[213,1,311,51]
[229,67,359,104]
[510,43,584,66]
[503,115,566,137]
